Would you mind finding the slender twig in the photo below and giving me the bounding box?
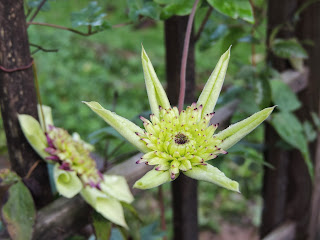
[25,160,41,179]
[27,22,99,36]
[0,59,34,72]
[28,0,47,25]
[178,0,200,112]
[158,186,167,240]
[32,62,47,133]
[194,6,213,42]
[30,43,58,55]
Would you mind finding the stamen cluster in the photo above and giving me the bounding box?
[136,103,227,179]
[45,125,103,189]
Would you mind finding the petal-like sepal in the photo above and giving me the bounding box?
[197,47,231,117]
[100,175,134,204]
[141,46,171,117]
[81,186,127,228]
[183,164,240,192]
[37,104,53,131]
[215,106,276,150]
[133,168,173,189]
[83,101,149,153]
[53,164,83,198]
[18,114,49,159]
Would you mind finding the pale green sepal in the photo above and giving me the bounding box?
[141,46,171,117]
[197,47,231,117]
[215,106,275,150]
[18,114,49,159]
[53,164,83,198]
[100,175,134,204]
[81,186,128,228]
[183,164,240,192]
[37,104,53,131]
[83,101,149,153]
[133,168,173,189]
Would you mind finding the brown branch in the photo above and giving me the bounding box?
[158,186,167,240]
[30,43,58,55]
[194,6,213,42]
[28,0,47,25]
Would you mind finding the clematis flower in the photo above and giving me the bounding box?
[18,106,133,228]
[84,47,275,192]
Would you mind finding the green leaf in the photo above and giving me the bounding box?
[199,23,228,51]
[83,101,149,153]
[127,0,162,21]
[271,112,313,179]
[160,0,194,19]
[100,175,134,204]
[270,80,301,112]
[140,222,166,239]
[183,164,240,192]
[0,169,20,187]
[54,165,83,198]
[141,47,171,117]
[121,202,143,223]
[27,0,51,11]
[311,111,320,131]
[1,181,36,240]
[133,168,173,189]
[81,186,128,228]
[303,121,317,142]
[197,47,231,117]
[271,38,308,59]
[71,1,111,31]
[18,114,49,160]
[207,0,254,23]
[92,211,112,240]
[215,107,275,150]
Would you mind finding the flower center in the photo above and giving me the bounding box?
[174,132,189,145]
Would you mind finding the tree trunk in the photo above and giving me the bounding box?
[0,0,52,208]
[164,16,198,240]
[261,0,320,239]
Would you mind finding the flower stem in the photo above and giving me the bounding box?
[178,0,200,112]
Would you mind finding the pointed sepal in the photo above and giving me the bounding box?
[81,186,128,228]
[215,106,276,150]
[133,168,173,189]
[141,46,171,117]
[183,164,240,192]
[83,101,149,153]
[53,164,83,198]
[18,114,49,159]
[197,47,231,117]
[100,175,134,204]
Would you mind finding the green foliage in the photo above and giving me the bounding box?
[71,1,111,31]
[270,80,301,111]
[127,0,162,21]
[271,38,308,59]
[271,112,313,179]
[207,0,254,23]
[27,0,53,11]
[0,172,36,240]
[92,212,112,240]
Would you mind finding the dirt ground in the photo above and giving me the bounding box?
[199,222,259,240]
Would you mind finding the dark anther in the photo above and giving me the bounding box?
[174,132,189,145]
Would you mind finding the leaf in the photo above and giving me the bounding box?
[121,202,143,223]
[199,23,228,51]
[71,1,111,31]
[140,222,166,240]
[271,112,313,179]
[141,47,171,117]
[160,0,194,19]
[54,165,83,198]
[215,107,275,150]
[254,76,272,109]
[83,101,149,153]
[133,168,172,189]
[311,111,320,130]
[100,175,134,204]
[18,114,49,159]
[207,0,254,23]
[271,38,308,59]
[27,0,51,11]
[1,181,36,240]
[127,0,162,21]
[183,164,240,192]
[270,80,301,112]
[303,121,317,142]
[81,186,128,228]
[92,211,112,240]
[197,47,231,117]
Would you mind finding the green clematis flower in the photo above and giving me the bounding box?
[84,47,275,192]
[18,107,133,228]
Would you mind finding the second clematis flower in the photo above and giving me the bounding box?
[84,47,275,192]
